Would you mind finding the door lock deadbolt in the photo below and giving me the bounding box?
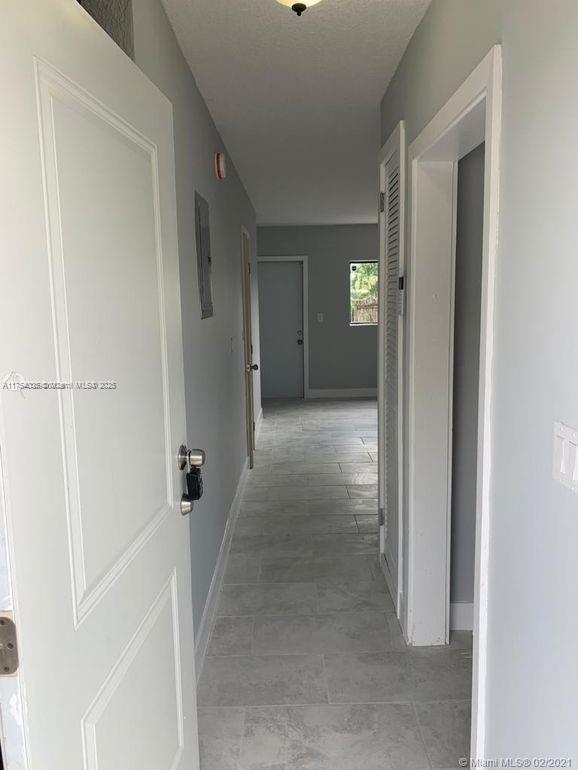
[178,445,206,515]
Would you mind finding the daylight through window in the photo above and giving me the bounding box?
[350,261,378,325]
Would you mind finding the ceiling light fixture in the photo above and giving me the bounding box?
[276,0,323,17]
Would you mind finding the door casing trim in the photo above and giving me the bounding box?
[404,45,502,760]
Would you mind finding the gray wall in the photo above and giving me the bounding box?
[133,0,260,632]
[258,225,378,392]
[451,143,484,604]
[382,0,578,757]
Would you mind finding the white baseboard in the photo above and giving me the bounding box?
[307,388,378,400]
[379,552,398,615]
[254,407,264,440]
[450,601,473,631]
[194,459,249,681]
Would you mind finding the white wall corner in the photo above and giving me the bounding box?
[450,601,474,631]
[194,459,249,680]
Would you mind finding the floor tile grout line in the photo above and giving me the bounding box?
[249,615,256,656]
[198,697,469,710]
[236,705,249,770]
[320,653,331,705]
[255,551,263,583]
[412,701,434,770]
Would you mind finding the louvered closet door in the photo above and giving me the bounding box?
[384,157,400,581]
[378,121,405,611]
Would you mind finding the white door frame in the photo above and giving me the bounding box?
[377,121,406,616]
[257,256,310,399]
[405,46,502,759]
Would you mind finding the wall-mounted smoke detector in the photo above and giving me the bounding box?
[214,152,227,180]
[276,0,324,16]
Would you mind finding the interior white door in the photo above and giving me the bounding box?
[0,2,199,768]
[241,228,256,467]
[258,261,304,399]
[378,122,406,613]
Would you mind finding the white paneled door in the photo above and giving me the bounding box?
[0,2,199,768]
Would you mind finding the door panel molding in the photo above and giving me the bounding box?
[81,572,184,770]
[36,59,174,627]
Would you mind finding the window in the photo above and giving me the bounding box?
[350,261,379,325]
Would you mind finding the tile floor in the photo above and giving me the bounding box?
[198,398,472,769]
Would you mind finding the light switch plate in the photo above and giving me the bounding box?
[553,421,578,494]
[317,313,324,323]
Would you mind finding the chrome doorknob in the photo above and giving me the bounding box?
[178,445,206,470]
[188,448,206,467]
[247,363,259,372]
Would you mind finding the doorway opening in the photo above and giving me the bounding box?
[241,226,258,468]
[257,256,310,399]
[450,143,485,635]
[402,46,502,758]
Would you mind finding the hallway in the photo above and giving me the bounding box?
[198,399,472,769]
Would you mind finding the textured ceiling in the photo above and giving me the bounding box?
[160,0,430,225]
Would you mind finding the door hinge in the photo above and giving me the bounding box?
[379,192,385,213]
[398,275,406,316]
[378,507,385,527]
[0,617,18,675]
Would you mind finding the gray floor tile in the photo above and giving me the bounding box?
[235,517,266,534]
[224,553,261,584]
[311,533,378,554]
[356,513,379,532]
[201,398,472,763]
[325,648,472,703]
[347,484,379,499]
[260,514,358,535]
[265,485,350,501]
[241,499,378,517]
[198,707,245,770]
[240,703,430,770]
[230,533,313,557]
[249,462,342,475]
[339,463,378,474]
[198,654,328,707]
[240,501,310,516]
[316,577,395,613]
[259,452,374,465]
[259,554,377,583]
[415,700,471,768]
[248,473,379,487]
[208,617,254,656]
[218,583,318,617]
[304,498,378,515]
[252,611,397,654]
[449,631,473,650]
[242,487,271,501]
